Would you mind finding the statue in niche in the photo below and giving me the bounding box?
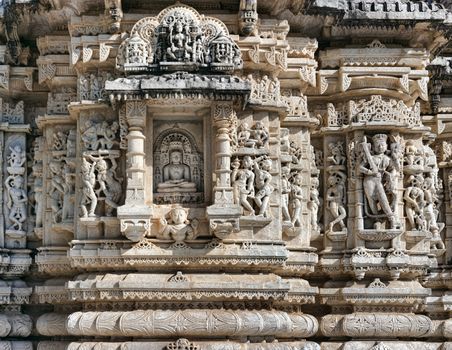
[404,140,423,167]
[8,145,26,169]
[237,122,257,148]
[232,156,255,215]
[98,121,119,150]
[157,207,199,243]
[281,165,291,223]
[80,157,97,217]
[49,161,64,223]
[289,141,302,165]
[66,129,77,158]
[404,174,426,231]
[87,155,122,216]
[79,75,90,100]
[326,172,347,232]
[5,175,27,232]
[157,151,196,193]
[154,127,203,204]
[309,177,321,232]
[290,172,303,227]
[237,121,269,150]
[359,134,399,229]
[254,121,269,149]
[90,73,101,100]
[62,164,75,222]
[421,137,441,195]
[81,120,118,151]
[81,120,99,150]
[423,176,445,248]
[327,142,346,166]
[52,131,67,152]
[166,21,190,61]
[253,157,273,217]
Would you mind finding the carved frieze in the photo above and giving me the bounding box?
[3,1,452,349]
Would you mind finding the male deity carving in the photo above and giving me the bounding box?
[157,207,199,243]
[359,134,400,230]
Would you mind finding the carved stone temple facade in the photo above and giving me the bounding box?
[1,0,452,349]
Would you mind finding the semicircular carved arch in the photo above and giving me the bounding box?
[117,4,242,73]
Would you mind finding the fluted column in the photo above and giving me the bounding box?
[118,100,152,242]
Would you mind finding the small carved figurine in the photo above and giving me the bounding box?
[158,207,199,243]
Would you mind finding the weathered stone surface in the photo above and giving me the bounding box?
[0,0,452,349]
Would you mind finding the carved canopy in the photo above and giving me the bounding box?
[116,4,243,73]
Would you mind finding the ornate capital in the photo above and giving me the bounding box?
[212,102,236,127]
[125,100,147,128]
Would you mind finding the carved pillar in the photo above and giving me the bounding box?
[0,100,30,249]
[118,100,152,242]
[207,102,240,239]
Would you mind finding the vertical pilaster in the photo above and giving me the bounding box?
[118,100,152,242]
[212,102,234,204]
[207,101,241,239]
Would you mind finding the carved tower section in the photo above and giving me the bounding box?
[315,42,448,343]
[1,0,448,349]
[32,4,322,349]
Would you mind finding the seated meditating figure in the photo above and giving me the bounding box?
[157,150,197,193]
